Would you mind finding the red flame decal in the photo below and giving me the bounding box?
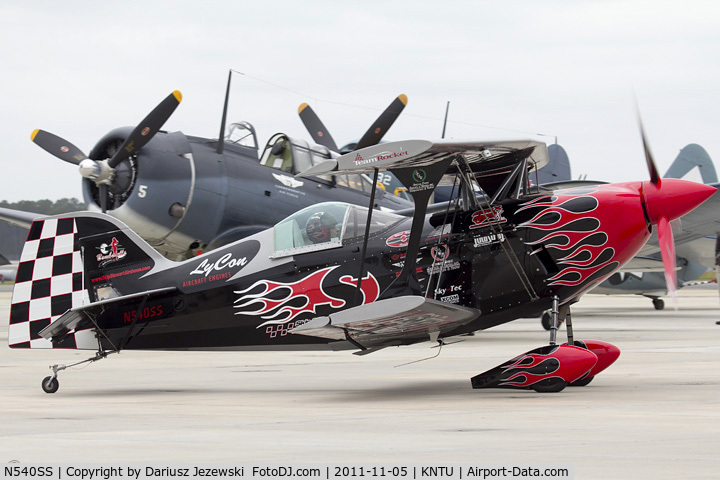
[234,266,379,328]
[499,354,562,387]
[519,190,616,288]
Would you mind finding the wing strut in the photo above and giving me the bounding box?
[354,167,380,307]
[380,156,455,299]
[475,157,539,302]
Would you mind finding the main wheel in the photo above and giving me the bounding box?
[42,376,59,394]
[531,378,566,393]
[570,375,594,387]
[653,298,665,310]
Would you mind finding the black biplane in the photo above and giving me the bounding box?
[8,134,715,394]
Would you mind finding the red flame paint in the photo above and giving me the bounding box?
[234,266,378,328]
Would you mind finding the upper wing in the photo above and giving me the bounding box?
[291,296,479,349]
[297,139,549,177]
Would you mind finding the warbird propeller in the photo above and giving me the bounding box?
[9,132,715,394]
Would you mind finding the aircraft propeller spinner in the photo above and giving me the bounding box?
[31,91,182,213]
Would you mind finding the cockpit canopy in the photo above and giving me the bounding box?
[260,133,334,174]
[271,202,403,258]
[225,122,258,150]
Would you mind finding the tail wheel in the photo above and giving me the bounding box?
[42,376,59,394]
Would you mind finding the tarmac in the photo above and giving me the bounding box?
[1,285,720,479]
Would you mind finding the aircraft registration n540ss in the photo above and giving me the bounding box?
[8,134,715,394]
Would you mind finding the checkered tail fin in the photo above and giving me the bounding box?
[8,216,87,349]
[7,213,165,349]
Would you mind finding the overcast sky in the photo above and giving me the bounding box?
[1,0,718,202]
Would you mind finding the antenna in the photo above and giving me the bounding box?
[441,101,450,139]
[216,69,233,154]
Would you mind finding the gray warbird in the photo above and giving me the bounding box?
[4,89,412,260]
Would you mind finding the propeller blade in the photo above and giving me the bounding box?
[657,215,678,309]
[635,102,661,186]
[30,129,88,165]
[108,90,182,168]
[98,183,109,213]
[298,103,339,151]
[354,94,408,151]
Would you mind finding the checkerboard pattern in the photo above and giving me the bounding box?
[8,217,89,349]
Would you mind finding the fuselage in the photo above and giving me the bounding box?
[70,182,653,352]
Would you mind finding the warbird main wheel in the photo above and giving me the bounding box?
[653,298,665,310]
[42,376,59,394]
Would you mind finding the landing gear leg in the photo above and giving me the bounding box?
[564,308,594,387]
[541,308,566,331]
[41,351,113,394]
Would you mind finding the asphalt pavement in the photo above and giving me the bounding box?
[1,287,719,479]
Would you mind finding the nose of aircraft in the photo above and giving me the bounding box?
[641,178,716,225]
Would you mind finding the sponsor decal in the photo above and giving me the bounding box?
[183,241,260,288]
[408,172,435,193]
[190,252,248,278]
[91,265,151,283]
[96,237,127,267]
[440,294,460,304]
[434,284,463,296]
[469,206,507,229]
[182,271,233,288]
[233,266,380,333]
[431,244,449,262]
[411,168,427,183]
[386,230,411,248]
[473,232,506,247]
[272,173,304,189]
[353,150,409,166]
[426,260,460,275]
